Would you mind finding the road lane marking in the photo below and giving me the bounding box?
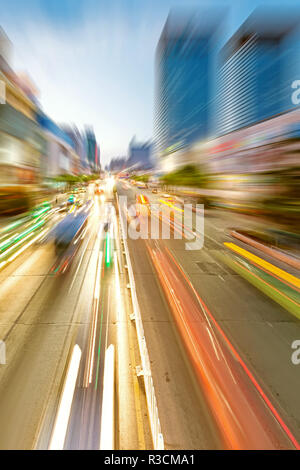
[49,344,82,450]
[68,222,97,293]
[84,250,103,387]
[95,300,104,390]
[159,199,183,212]
[224,242,300,289]
[99,344,115,449]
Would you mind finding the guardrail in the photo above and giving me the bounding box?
[116,194,164,450]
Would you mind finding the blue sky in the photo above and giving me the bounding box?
[0,0,299,165]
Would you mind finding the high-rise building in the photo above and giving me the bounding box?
[37,111,77,177]
[61,125,88,173]
[127,137,153,170]
[0,28,46,185]
[154,10,224,161]
[108,156,127,173]
[85,127,100,172]
[217,9,300,136]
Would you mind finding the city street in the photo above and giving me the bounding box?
[0,180,298,450]
[117,181,300,449]
[0,189,151,450]
[0,1,300,453]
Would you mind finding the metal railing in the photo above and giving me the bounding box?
[117,194,164,450]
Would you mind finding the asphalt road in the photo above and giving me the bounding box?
[0,188,151,450]
[0,179,298,450]
[117,180,300,449]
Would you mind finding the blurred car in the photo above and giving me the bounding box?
[67,195,75,206]
[54,207,90,256]
[152,188,158,194]
[136,193,150,216]
[94,187,104,196]
[75,198,84,208]
[57,202,69,213]
[136,194,149,205]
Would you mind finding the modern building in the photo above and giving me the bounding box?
[0,29,46,185]
[127,137,153,170]
[61,124,88,173]
[36,111,79,177]
[217,9,300,136]
[85,126,100,173]
[108,156,127,173]
[154,10,224,162]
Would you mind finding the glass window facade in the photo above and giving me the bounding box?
[155,27,213,159]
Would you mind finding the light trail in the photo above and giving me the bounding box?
[159,199,183,212]
[224,242,300,289]
[99,344,115,450]
[163,245,300,450]
[220,253,300,317]
[105,233,111,266]
[84,250,103,387]
[0,228,48,270]
[49,344,82,450]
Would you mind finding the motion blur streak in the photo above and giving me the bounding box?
[84,249,103,388]
[114,251,122,322]
[158,199,183,213]
[147,241,299,450]
[1,227,48,268]
[220,254,300,318]
[165,246,300,450]
[49,345,82,450]
[224,243,300,289]
[99,344,115,450]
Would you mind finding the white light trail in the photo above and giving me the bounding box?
[99,344,115,450]
[48,344,82,450]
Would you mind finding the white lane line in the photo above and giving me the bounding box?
[206,326,220,361]
[105,286,111,351]
[114,252,122,322]
[68,216,102,294]
[68,231,93,293]
[48,344,82,450]
[84,250,103,386]
[94,251,103,301]
[99,344,115,450]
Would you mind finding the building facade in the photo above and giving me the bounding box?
[154,12,223,162]
[217,11,300,136]
[61,125,88,173]
[85,127,100,173]
[0,29,45,185]
[36,112,78,178]
[127,137,153,170]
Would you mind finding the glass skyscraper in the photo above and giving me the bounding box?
[154,11,223,160]
[217,11,300,136]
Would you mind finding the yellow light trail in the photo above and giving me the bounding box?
[224,242,300,289]
[158,199,183,212]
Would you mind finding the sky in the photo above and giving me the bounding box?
[0,0,299,165]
